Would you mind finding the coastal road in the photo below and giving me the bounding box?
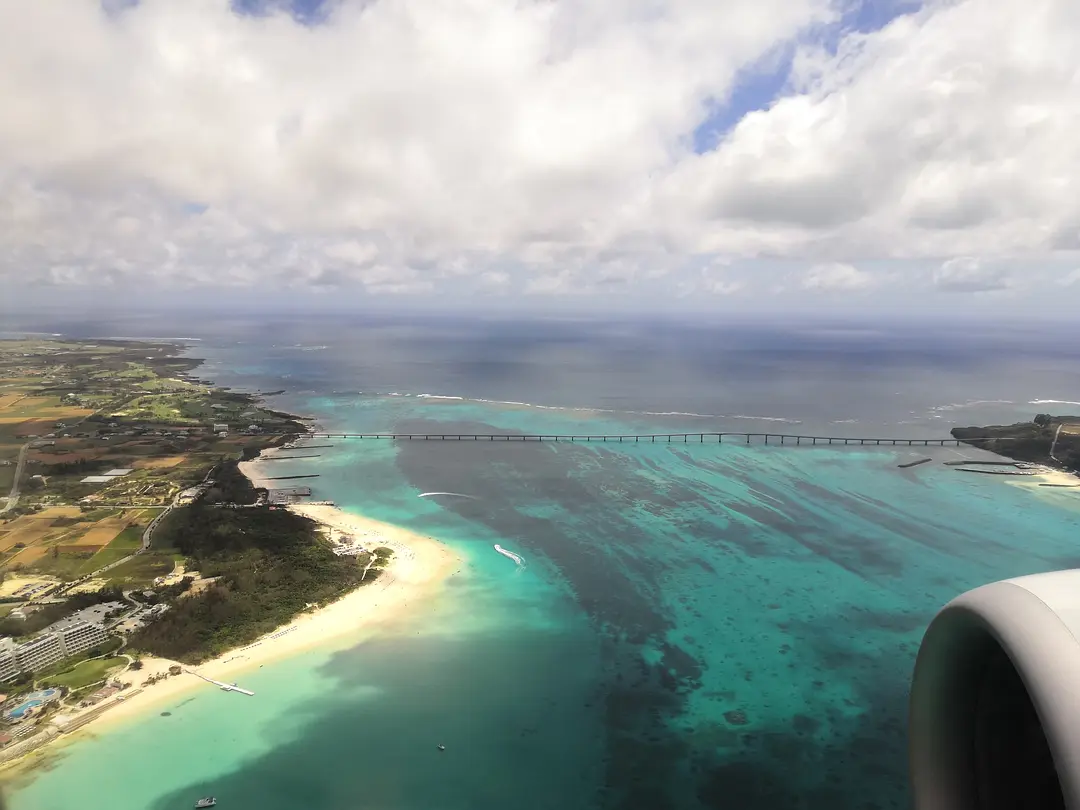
[141,503,174,552]
[0,442,31,515]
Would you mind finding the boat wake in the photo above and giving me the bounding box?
[418,492,479,499]
[494,544,525,568]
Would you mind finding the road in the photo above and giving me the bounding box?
[141,503,173,551]
[0,441,31,515]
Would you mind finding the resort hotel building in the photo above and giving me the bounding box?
[0,601,124,682]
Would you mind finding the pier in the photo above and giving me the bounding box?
[898,458,933,469]
[271,432,1014,447]
[264,474,320,480]
[261,454,321,460]
[186,670,255,696]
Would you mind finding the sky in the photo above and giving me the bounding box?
[1,0,1079,317]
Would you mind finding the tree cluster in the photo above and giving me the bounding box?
[128,503,372,662]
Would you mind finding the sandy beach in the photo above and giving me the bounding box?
[1003,466,1080,489]
[2,461,460,770]
[88,504,459,732]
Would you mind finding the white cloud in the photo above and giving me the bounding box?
[933,257,1012,293]
[0,0,1078,303]
[662,0,1080,261]
[1059,268,1080,286]
[801,262,873,291]
[323,240,379,267]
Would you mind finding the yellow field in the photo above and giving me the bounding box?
[0,518,56,551]
[0,575,58,597]
[34,507,83,519]
[66,577,107,594]
[0,394,25,409]
[0,396,93,421]
[0,510,148,573]
[133,455,186,469]
[74,520,128,547]
[6,545,50,566]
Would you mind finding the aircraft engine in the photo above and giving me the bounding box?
[909,570,1080,810]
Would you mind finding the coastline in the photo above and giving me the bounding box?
[1006,466,1080,490]
[1,455,461,778]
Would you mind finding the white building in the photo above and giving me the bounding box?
[0,640,20,682]
[13,632,65,673]
[55,621,108,657]
[0,603,122,681]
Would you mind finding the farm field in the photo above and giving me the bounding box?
[0,509,153,580]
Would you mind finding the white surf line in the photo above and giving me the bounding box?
[494,544,525,567]
[418,492,479,499]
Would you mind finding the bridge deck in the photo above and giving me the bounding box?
[280,432,1004,446]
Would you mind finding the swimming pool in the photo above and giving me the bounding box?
[7,688,59,720]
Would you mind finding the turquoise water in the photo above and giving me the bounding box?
[7,320,1080,809]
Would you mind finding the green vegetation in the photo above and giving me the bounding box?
[30,636,124,683]
[953,415,1080,473]
[80,523,146,573]
[30,548,99,579]
[130,499,374,663]
[203,460,262,505]
[104,552,176,587]
[40,657,122,690]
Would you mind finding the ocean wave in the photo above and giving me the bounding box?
[102,335,203,341]
[929,400,1014,412]
[1028,399,1080,406]
[494,544,526,567]
[359,391,800,423]
[418,491,479,499]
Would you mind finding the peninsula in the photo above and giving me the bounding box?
[0,336,458,773]
[952,414,1080,475]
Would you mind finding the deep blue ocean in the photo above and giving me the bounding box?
[6,312,1080,810]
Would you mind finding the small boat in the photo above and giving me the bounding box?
[195,799,217,808]
[437,744,446,752]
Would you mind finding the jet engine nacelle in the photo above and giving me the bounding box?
[910,570,1080,810]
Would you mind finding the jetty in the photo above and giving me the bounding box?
[954,468,1038,476]
[898,458,933,469]
[264,474,320,480]
[186,670,255,696]
[943,460,1021,467]
[261,454,321,460]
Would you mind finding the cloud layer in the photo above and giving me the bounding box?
[1,0,1078,304]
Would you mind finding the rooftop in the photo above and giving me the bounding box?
[48,601,127,633]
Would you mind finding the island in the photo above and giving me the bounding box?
[0,337,456,771]
[952,414,1080,476]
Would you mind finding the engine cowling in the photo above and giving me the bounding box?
[909,570,1080,810]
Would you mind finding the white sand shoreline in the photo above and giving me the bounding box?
[1,457,460,774]
[1005,466,1080,491]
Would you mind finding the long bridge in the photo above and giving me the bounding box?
[277,432,1003,447]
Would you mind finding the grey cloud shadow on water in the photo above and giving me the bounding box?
[389,421,918,809]
[144,629,607,810]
